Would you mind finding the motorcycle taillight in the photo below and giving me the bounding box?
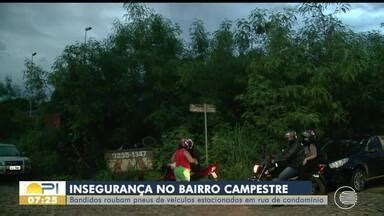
[210,166,217,172]
[319,164,326,173]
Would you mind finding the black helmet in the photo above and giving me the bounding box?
[302,129,316,144]
[284,130,297,141]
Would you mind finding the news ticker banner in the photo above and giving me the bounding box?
[19,181,328,205]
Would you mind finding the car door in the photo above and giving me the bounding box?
[378,136,384,176]
[364,136,383,178]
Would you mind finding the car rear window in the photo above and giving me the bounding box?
[0,145,20,156]
[379,136,384,150]
[320,139,362,161]
[365,136,382,152]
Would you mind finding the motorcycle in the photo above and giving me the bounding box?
[161,146,218,181]
[311,163,327,195]
[249,155,327,195]
[161,162,218,181]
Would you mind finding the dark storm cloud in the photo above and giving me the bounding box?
[0,3,125,86]
[0,41,6,51]
[150,3,298,40]
[0,40,9,60]
[0,3,383,88]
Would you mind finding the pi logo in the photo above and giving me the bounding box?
[24,182,60,195]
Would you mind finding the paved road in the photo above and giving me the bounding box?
[1,180,383,216]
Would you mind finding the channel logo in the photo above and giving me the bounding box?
[333,186,358,209]
[19,181,66,205]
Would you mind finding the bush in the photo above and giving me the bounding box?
[47,175,75,181]
[153,127,196,170]
[94,169,114,180]
[16,128,96,179]
[152,124,272,180]
[143,170,162,180]
[209,124,265,179]
[17,129,65,177]
[112,170,145,181]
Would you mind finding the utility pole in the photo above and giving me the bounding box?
[29,52,37,118]
[84,27,92,45]
[84,27,92,61]
[190,103,216,165]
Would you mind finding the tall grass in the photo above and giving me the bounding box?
[210,124,265,179]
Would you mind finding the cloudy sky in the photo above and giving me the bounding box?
[1,3,384,88]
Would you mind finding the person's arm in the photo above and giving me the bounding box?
[171,151,176,162]
[184,150,198,164]
[275,143,298,162]
[303,144,317,165]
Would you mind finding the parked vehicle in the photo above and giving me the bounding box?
[319,135,384,191]
[0,144,31,179]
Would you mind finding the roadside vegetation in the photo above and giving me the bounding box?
[1,3,384,180]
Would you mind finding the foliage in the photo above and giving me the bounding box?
[0,76,21,99]
[210,124,265,179]
[0,98,29,142]
[23,59,49,103]
[6,3,384,179]
[154,127,196,170]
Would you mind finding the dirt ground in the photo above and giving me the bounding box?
[1,180,384,216]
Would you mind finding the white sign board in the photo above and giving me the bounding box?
[190,104,216,113]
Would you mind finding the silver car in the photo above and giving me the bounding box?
[0,144,31,177]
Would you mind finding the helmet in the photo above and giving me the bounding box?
[302,129,316,144]
[284,130,297,141]
[179,138,194,150]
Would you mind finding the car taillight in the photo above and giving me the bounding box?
[319,164,326,173]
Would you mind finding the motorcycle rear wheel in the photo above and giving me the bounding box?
[312,177,326,195]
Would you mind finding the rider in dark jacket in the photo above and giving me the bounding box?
[273,130,304,180]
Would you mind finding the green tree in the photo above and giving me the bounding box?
[13,2,384,180]
[0,76,20,99]
[23,59,49,103]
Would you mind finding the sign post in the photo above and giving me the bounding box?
[190,104,216,165]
